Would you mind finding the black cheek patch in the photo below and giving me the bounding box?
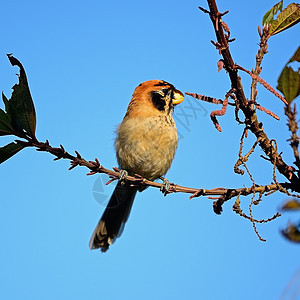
[151,91,166,111]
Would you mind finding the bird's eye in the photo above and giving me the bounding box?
[161,88,169,96]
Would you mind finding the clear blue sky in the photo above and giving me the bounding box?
[0,0,299,299]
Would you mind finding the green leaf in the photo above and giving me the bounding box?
[280,199,300,211]
[289,46,300,62]
[277,67,300,103]
[6,54,36,138]
[262,0,283,26]
[277,47,300,104]
[270,3,300,35]
[0,141,25,164]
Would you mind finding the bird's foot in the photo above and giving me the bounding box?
[118,169,128,186]
[160,177,170,196]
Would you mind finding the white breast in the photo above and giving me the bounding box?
[115,116,178,181]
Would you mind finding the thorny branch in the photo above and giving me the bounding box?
[18,136,292,206]
[197,0,300,193]
[186,0,300,240]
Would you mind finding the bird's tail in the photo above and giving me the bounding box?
[89,182,138,252]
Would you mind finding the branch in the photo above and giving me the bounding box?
[186,89,236,131]
[210,95,228,131]
[250,25,270,101]
[234,127,260,175]
[19,137,291,203]
[205,0,300,192]
[236,64,288,105]
[285,103,300,171]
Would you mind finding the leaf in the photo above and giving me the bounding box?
[0,93,14,136]
[262,0,283,26]
[6,54,36,138]
[0,141,25,164]
[277,67,300,103]
[289,46,300,62]
[281,222,300,243]
[270,3,300,35]
[280,199,300,211]
[0,108,14,136]
[2,92,10,114]
[277,47,300,104]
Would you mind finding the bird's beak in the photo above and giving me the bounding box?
[172,90,184,105]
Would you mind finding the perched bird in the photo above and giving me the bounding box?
[89,80,184,252]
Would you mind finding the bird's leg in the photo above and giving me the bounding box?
[118,169,128,186]
[159,176,170,196]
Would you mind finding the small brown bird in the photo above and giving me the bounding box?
[89,80,184,252]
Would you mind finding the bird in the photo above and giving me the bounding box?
[89,80,184,252]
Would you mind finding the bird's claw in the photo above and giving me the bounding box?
[118,169,128,185]
[160,178,170,196]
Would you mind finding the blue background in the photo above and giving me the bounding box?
[0,0,299,299]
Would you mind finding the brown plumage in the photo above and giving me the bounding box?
[89,80,184,252]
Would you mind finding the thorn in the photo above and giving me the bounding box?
[75,150,81,159]
[94,158,100,166]
[69,160,79,170]
[258,25,262,37]
[198,6,210,14]
[87,171,96,176]
[260,155,271,161]
[220,10,229,17]
[68,164,77,171]
[106,177,118,185]
[189,189,205,199]
[87,158,100,168]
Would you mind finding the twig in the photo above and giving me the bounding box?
[271,140,300,199]
[246,161,267,242]
[234,127,260,175]
[285,103,300,170]
[210,96,228,131]
[236,64,288,105]
[255,103,280,120]
[185,92,223,104]
[250,25,270,101]
[233,195,281,224]
[186,89,235,131]
[206,0,299,192]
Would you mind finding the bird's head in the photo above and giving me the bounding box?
[126,80,184,118]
